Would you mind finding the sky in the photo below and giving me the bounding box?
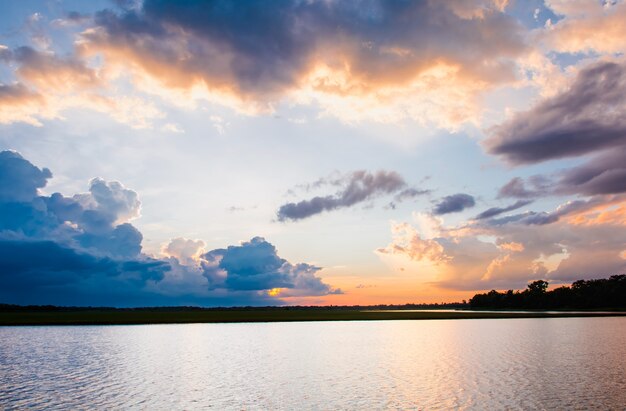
[0,0,625,307]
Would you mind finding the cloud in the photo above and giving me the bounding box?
[378,205,626,292]
[0,83,47,126]
[497,176,550,199]
[161,237,205,265]
[486,60,626,210]
[433,193,476,215]
[487,211,558,226]
[0,150,52,202]
[200,237,341,297]
[8,46,99,91]
[376,222,449,264]
[542,0,626,55]
[498,148,626,199]
[0,151,157,276]
[51,11,92,28]
[0,239,177,306]
[0,46,164,128]
[386,187,431,210]
[74,178,141,226]
[0,151,341,306]
[475,199,533,219]
[71,0,526,127]
[0,240,117,279]
[483,195,626,227]
[566,202,626,227]
[556,147,626,196]
[0,150,340,306]
[485,60,626,165]
[277,170,422,221]
[4,0,622,132]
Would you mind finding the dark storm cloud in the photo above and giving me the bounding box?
[277,170,416,221]
[0,239,172,306]
[0,240,168,285]
[0,150,172,305]
[485,61,626,165]
[201,237,341,296]
[433,193,476,215]
[0,240,117,279]
[475,199,533,220]
[79,0,525,100]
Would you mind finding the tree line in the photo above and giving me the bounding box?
[470,275,626,309]
[0,302,469,312]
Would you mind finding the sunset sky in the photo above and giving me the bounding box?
[0,0,625,306]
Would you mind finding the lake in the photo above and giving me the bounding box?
[1,317,625,410]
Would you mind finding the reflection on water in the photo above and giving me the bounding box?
[369,309,622,314]
[1,317,626,410]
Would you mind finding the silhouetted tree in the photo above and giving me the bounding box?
[527,280,549,293]
[469,275,626,309]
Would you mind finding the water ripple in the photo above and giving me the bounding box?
[1,318,626,409]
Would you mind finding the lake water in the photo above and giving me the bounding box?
[2,317,626,410]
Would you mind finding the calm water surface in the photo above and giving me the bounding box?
[1,317,626,410]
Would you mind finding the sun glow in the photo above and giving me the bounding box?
[267,288,283,297]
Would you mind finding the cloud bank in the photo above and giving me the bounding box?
[0,151,338,306]
[378,204,626,292]
[0,0,528,128]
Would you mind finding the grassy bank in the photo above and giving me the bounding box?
[2,308,626,326]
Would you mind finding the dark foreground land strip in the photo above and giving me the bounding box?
[2,309,626,326]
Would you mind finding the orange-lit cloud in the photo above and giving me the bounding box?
[161,237,206,265]
[376,197,626,294]
[2,0,624,133]
[376,222,449,264]
[497,241,524,252]
[565,203,626,227]
[543,0,626,54]
[68,0,526,128]
[0,45,164,128]
[0,83,47,126]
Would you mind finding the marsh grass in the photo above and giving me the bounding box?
[2,308,625,326]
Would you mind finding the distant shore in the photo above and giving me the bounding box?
[2,307,626,326]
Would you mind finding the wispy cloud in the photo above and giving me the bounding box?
[277,170,426,221]
[475,199,533,220]
[433,193,476,215]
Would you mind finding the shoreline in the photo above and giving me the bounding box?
[2,309,626,326]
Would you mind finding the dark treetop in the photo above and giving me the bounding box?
[470,275,626,309]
